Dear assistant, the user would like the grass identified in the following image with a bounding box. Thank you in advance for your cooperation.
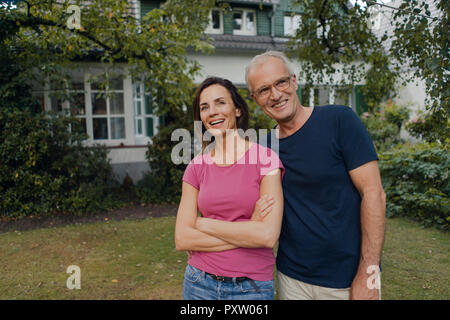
[0,216,448,299]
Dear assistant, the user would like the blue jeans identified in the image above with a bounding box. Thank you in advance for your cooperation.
[182,264,274,300]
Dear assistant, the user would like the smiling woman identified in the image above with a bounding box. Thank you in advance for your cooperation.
[174,76,285,300]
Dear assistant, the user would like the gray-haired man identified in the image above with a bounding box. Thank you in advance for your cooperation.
[246,51,385,300]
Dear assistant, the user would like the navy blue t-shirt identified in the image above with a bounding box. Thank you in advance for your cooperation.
[266,105,378,288]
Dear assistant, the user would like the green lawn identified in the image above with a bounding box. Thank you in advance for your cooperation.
[0,216,448,299]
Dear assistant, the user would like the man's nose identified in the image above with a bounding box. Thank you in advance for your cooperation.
[269,85,282,100]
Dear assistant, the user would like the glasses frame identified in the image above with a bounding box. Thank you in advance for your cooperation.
[251,75,293,101]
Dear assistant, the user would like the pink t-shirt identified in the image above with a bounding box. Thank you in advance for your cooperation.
[182,143,284,281]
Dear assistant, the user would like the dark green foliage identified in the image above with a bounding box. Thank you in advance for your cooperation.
[135,121,190,205]
[383,101,411,130]
[379,142,449,230]
[0,108,122,218]
[406,108,450,143]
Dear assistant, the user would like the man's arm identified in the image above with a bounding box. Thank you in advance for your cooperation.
[348,160,386,300]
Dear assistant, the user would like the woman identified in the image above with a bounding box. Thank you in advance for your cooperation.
[175,77,284,300]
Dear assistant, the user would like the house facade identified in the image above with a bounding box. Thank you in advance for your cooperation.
[35,0,376,183]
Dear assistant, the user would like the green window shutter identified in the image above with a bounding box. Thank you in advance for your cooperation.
[354,85,369,115]
[273,10,284,37]
[256,10,270,36]
[159,115,165,128]
[146,117,154,137]
[223,11,234,34]
[141,0,162,20]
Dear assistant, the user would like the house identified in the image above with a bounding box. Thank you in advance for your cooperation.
[34,0,372,183]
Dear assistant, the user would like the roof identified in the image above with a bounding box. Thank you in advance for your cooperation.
[206,34,288,51]
[227,0,277,6]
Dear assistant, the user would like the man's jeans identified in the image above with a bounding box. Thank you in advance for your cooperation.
[183,264,274,300]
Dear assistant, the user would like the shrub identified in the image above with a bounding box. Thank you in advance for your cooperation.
[135,121,189,205]
[0,108,122,218]
[406,108,450,143]
[383,101,410,130]
[360,102,411,152]
[361,111,402,152]
[379,142,449,230]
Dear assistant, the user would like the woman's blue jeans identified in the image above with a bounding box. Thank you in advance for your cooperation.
[182,264,274,300]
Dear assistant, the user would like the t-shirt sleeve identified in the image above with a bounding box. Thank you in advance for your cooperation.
[257,145,285,183]
[182,161,200,190]
[338,107,379,171]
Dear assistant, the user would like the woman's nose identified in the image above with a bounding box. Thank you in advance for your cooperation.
[208,105,219,116]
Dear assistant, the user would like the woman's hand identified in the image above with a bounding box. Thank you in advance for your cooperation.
[251,194,274,222]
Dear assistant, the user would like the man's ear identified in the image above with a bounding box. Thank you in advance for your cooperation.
[291,74,298,91]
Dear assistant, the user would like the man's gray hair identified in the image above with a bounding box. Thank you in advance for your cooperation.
[245,51,295,90]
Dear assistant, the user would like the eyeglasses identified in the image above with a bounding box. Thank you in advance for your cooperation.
[252,76,292,100]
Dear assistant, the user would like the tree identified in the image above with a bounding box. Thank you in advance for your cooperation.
[0,0,215,205]
[286,0,397,110]
[388,0,448,141]
[286,0,448,140]
[0,0,214,115]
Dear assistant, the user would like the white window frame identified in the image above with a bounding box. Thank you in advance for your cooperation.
[68,81,87,136]
[133,82,159,145]
[87,74,126,143]
[284,14,301,36]
[206,8,223,34]
[232,9,256,36]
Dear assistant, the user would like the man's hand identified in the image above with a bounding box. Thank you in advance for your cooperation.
[350,265,380,300]
[251,194,274,221]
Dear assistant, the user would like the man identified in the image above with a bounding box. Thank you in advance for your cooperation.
[245,51,386,300]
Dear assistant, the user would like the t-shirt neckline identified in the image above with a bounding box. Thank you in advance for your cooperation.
[207,141,255,168]
[279,106,316,141]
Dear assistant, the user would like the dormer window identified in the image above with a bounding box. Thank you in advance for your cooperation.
[206,9,223,34]
[233,9,256,36]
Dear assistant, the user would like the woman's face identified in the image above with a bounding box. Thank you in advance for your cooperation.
[199,84,241,137]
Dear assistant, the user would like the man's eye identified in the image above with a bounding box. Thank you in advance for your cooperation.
[277,79,287,85]
[259,87,269,95]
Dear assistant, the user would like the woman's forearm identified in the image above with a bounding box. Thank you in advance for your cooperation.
[175,224,238,252]
[196,218,277,248]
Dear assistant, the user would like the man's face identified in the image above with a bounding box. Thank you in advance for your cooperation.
[247,57,299,123]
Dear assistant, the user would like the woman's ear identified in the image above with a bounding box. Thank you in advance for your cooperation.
[235,108,241,118]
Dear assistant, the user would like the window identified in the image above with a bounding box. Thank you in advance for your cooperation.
[90,76,125,140]
[133,82,159,144]
[233,9,256,36]
[334,87,350,106]
[206,9,223,34]
[284,14,301,36]
[68,80,87,134]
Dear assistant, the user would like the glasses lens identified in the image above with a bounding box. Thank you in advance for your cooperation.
[276,77,290,91]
